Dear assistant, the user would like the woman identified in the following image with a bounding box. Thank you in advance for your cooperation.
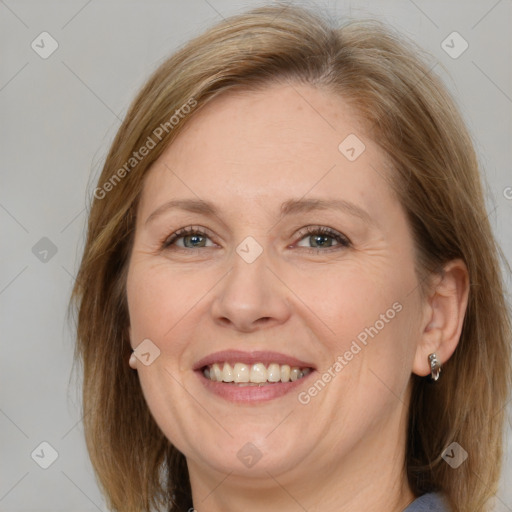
[71,4,511,512]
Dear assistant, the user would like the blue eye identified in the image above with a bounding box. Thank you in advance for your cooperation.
[295,226,351,252]
[162,227,214,249]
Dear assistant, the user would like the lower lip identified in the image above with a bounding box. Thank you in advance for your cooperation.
[196,371,314,403]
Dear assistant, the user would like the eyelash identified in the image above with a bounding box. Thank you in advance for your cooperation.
[160,225,351,254]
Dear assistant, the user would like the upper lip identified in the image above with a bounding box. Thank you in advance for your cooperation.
[193,350,316,371]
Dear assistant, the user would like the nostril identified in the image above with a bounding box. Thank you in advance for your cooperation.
[217,316,272,329]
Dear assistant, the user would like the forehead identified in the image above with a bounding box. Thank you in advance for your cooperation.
[138,83,395,220]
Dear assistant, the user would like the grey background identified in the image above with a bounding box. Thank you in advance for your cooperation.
[1,0,511,510]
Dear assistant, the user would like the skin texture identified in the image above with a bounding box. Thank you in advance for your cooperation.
[126,82,469,512]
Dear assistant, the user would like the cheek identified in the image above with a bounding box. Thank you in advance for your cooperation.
[287,263,404,343]
[126,260,206,345]
[341,295,420,415]
[305,262,419,388]
[126,263,198,450]
[134,365,192,455]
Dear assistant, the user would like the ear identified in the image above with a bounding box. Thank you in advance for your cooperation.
[412,259,470,377]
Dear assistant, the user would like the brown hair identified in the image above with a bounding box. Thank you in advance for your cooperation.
[70,4,511,511]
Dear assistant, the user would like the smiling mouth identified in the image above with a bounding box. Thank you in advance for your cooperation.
[202,362,312,385]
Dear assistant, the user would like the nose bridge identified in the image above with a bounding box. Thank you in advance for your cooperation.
[210,240,290,331]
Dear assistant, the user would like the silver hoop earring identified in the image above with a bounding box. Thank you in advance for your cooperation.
[428,352,441,381]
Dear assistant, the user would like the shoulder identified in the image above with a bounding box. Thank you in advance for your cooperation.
[403,492,451,512]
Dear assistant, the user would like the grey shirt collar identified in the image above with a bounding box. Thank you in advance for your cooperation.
[403,492,450,511]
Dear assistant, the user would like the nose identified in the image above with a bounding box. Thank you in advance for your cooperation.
[210,249,291,333]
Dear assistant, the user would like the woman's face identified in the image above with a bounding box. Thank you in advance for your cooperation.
[126,83,427,488]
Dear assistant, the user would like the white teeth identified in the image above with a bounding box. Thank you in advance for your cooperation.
[267,363,281,382]
[250,363,267,383]
[203,362,311,384]
[210,363,222,382]
[233,363,250,383]
[222,362,234,382]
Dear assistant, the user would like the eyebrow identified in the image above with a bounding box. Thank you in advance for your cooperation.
[145,199,217,226]
[144,197,374,226]
[280,198,373,225]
